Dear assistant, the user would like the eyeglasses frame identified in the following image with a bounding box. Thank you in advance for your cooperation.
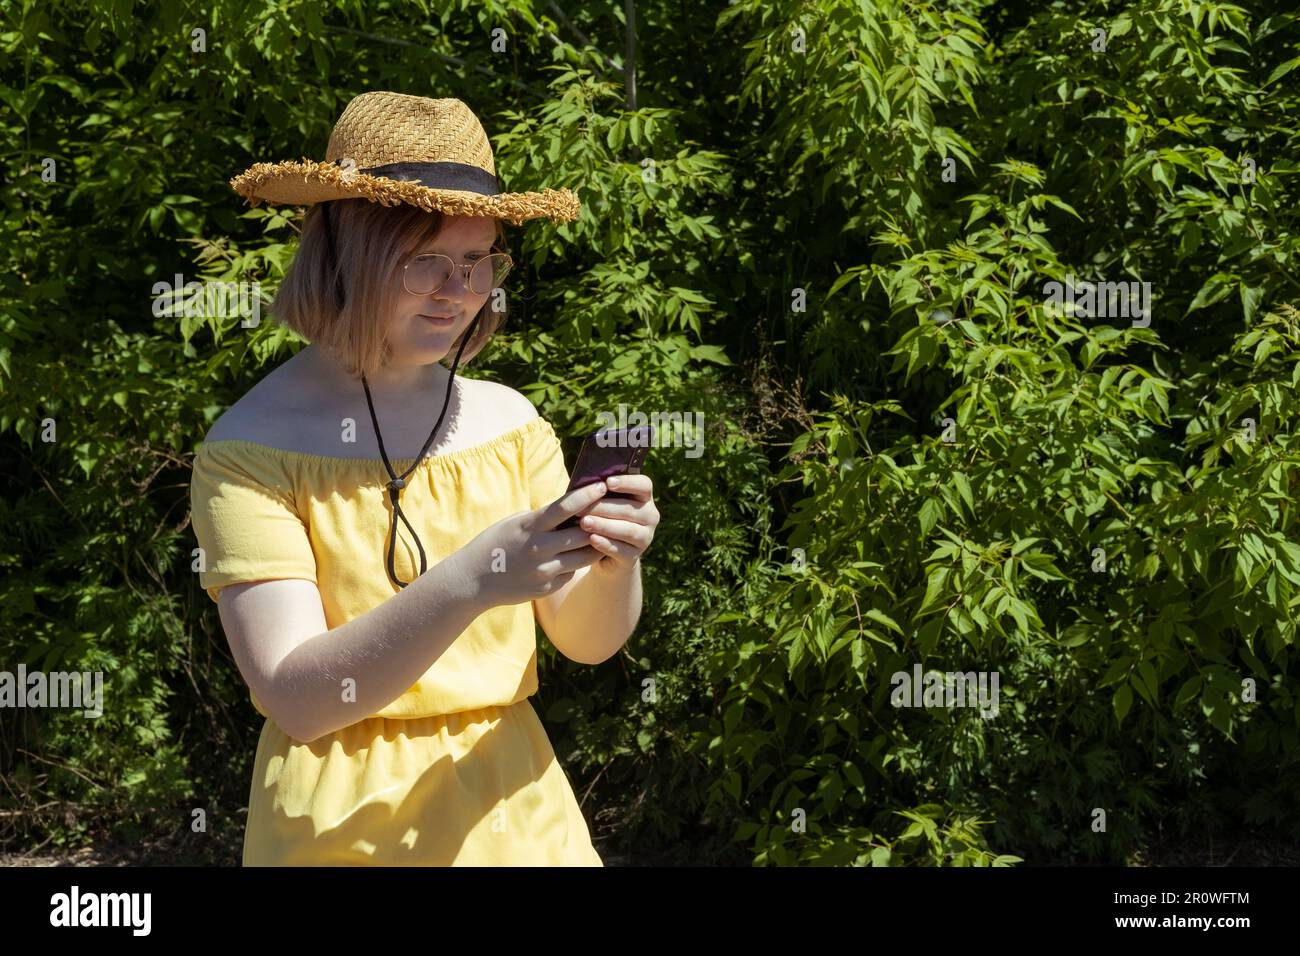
[400,250,515,297]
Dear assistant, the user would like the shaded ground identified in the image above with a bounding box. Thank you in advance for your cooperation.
[1130,831,1300,867]
[3,829,1297,866]
[0,817,746,866]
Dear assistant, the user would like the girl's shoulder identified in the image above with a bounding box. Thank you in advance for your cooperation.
[201,349,319,448]
[201,359,546,462]
[459,376,543,428]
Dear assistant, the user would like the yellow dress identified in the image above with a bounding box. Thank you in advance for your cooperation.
[188,415,603,866]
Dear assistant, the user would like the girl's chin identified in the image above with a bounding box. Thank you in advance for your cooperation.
[390,324,464,357]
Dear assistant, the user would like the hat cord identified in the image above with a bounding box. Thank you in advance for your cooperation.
[361,314,479,591]
[320,200,483,590]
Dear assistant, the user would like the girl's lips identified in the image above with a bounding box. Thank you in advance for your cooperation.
[421,313,456,322]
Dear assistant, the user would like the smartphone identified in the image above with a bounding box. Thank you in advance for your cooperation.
[557,425,655,529]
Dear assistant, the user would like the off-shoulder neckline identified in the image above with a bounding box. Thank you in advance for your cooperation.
[197,415,553,468]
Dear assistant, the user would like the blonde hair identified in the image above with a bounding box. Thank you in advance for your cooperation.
[271,198,511,380]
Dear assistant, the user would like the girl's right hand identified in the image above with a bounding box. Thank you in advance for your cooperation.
[454,481,608,606]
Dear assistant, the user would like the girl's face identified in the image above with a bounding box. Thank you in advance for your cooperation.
[387,214,499,366]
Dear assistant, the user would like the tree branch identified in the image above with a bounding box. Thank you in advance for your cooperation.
[546,2,622,74]
[624,0,637,112]
[324,26,532,92]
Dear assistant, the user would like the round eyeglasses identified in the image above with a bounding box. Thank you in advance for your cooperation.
[402,252,514,297]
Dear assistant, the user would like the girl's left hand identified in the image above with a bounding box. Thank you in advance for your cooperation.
[576,474,659,574]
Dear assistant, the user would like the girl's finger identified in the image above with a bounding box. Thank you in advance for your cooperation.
[580,515,649,546]
[605,474,652,500]
[590,534,637,562]
[582,498,649,521]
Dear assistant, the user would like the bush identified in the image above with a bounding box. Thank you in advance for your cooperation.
[2,0,1297,864]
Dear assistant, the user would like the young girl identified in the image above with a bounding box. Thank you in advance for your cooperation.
[189,92,658,866]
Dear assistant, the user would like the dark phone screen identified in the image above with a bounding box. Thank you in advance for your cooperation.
[556,425,654,529]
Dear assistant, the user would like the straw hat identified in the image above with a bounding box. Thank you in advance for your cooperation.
[228,91,580,226]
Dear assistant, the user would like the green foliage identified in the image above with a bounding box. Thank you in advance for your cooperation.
[700,0,1300,864]
[2,0,1298,864]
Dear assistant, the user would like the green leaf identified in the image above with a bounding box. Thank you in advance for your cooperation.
[864,607,903,635]
[1011,537,1043,556]
[1173,676,1202,712]
[1186,273,1234,314]
[920,565,950,614]
[919,496,943,537]
[1113,684,1133,726]
[1132,662,1158,707]
[952,472,974,517]
[1266,54,1300,86]
[1059,624,1092,648]
[1098,656,1131,688]
[1240,283,1262,326]
[689,344,732,365]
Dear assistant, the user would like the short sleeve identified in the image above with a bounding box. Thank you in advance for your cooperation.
[525,418,572,511]
[189,442,318,605]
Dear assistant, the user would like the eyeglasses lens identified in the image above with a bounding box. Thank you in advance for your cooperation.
[404,254,513,296]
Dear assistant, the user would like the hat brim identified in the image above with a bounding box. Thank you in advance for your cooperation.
[230,158,580,226]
